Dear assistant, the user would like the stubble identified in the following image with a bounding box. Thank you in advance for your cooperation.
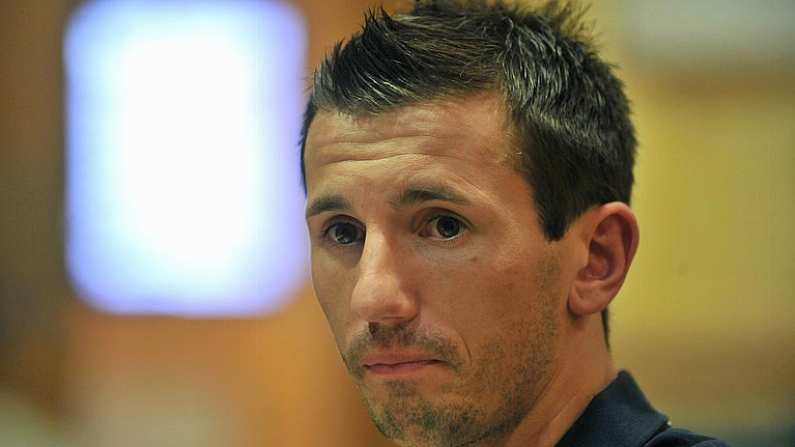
[342,253,562,447]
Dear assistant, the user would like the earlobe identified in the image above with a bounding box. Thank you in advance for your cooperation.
[569,203,639,317]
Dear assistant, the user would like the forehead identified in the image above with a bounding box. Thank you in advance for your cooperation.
[303,94,517,179]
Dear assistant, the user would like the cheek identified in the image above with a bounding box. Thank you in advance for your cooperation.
[434,251,542,320]
[311,253,354,341]
[425,247,560,359]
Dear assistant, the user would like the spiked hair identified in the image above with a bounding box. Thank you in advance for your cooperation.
[300,0,637,342]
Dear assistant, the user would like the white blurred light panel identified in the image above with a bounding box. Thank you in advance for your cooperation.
[619,0,795,69]
[63,0,307,316]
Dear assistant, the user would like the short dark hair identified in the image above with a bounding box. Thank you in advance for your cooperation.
[299,0,636,342]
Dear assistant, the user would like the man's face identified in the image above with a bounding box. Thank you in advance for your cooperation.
[304,94,567,446]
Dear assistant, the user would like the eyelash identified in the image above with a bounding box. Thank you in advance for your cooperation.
[420,213,468,243]
[320,212,469,248]
[321,218,364,247]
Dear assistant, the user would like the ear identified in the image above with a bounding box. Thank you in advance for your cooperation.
[568,202,639,317]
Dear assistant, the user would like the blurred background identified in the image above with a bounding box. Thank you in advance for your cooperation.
[0,0,792,446]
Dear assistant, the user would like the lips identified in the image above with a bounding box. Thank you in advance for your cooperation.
[366,360,442,375]
[362,350,444,377]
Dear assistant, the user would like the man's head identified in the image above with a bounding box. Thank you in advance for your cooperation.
[301,1,638,445]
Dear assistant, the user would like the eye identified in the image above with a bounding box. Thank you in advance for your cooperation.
[325,221,364,245]
[423,215,466,240]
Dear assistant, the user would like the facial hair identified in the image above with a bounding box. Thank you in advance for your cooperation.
[339,254,561,447]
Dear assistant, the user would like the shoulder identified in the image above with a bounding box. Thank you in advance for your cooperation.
[645,427,731,447]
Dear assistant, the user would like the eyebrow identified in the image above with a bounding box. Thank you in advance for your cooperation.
[305,195,352,219]
[393,185,471,208]
[306,184,471,220]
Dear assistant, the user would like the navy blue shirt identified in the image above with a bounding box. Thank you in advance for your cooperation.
[557,371,730,447]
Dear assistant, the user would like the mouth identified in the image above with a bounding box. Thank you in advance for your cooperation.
[362,352,446,378]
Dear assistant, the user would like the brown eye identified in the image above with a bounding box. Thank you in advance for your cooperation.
[426,215,465,240]
[326,222,363,245]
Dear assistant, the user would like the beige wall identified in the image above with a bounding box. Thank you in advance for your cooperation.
[0,1,792,445]
[614,70,795,433]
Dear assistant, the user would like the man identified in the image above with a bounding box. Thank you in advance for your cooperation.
[300,1,729,446]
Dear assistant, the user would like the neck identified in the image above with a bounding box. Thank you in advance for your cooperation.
[498,318,616,447]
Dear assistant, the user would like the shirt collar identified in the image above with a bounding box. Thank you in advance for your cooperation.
[556,370,670,447]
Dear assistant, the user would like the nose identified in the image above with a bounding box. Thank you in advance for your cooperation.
[350,230,418,326]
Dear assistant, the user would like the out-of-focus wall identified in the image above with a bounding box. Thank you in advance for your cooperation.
[591,2,795,442]
[0,0,73,432]
[0,1,792,446]
[615,72,795,441]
